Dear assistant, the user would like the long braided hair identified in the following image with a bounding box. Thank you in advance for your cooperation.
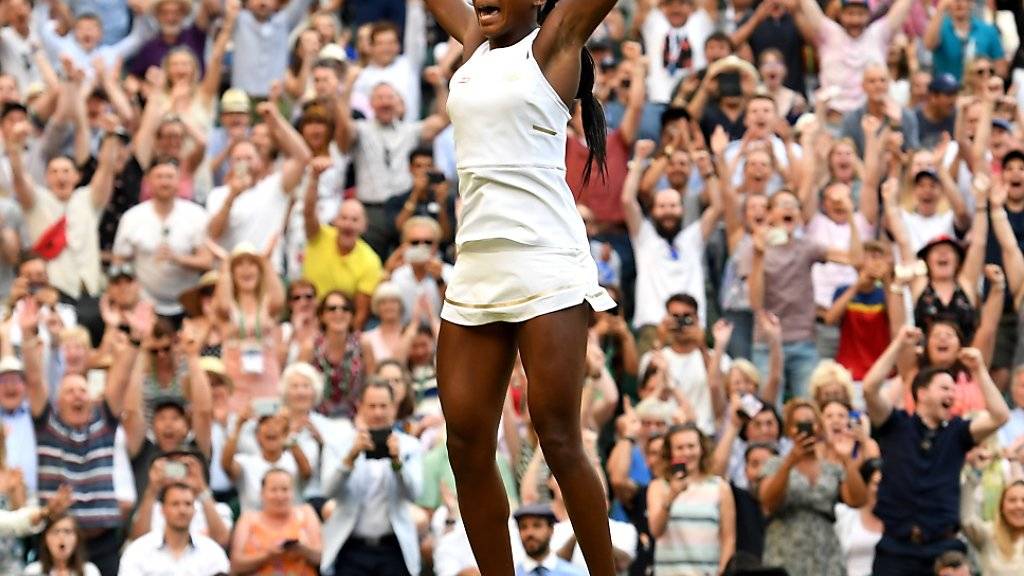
[538,0,607,185]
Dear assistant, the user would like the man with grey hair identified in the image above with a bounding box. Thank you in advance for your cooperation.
[840,63,920,155]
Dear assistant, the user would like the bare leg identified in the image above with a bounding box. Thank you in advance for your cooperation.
[437,319,519,576]
[518,304,616,576]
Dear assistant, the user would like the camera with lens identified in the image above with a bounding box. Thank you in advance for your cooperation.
[671,313,696,331]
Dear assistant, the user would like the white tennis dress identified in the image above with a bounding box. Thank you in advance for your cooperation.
[441,28,615,325]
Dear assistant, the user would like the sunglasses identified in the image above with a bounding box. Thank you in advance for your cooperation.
[149,344,172,354]
[324,304,353,313]
[408,239,434,246]
[290,292,316,302]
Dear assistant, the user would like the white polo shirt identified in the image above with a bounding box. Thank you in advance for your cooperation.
[118,530,230,576]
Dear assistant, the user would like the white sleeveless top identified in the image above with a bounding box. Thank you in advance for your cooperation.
[447,29,588,250]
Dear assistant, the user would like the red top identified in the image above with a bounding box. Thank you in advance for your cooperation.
[565,129,630,224]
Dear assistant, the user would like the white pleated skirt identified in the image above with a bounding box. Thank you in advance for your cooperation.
[440,239,616,326]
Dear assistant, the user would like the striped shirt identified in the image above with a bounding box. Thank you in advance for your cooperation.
[34,402,121,530]
[654,476,724,576]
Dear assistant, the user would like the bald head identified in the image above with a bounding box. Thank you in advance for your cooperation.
[862,63,890,104]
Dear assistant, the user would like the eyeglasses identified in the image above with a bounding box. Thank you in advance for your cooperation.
[408,239,434,246]
[148,344,172,354]
[324,304,353,313]
[290,292,316,302]
[975,67,994,77]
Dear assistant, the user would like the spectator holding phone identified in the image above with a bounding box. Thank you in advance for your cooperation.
[221,410,312,513]
[119,482,230,574]
[759,398,867,575]
[230,468,322,576]
[647,422,736,575]
[320,378,423,575]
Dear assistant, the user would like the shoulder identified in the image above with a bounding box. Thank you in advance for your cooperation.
[355,239,384,266]
[124,530,160,554]
[206,186,228,207]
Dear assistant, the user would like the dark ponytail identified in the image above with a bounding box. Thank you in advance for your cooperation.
[539,0,608,186]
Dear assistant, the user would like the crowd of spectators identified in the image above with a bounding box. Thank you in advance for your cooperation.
[3,0,1024,575]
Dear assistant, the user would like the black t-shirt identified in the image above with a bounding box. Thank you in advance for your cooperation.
[699,106,746,144]
[984,206,1024,311]
[915,107,956,150]
[731,483,766,559]
[79,155,143,254]
[130,437,208,505]
[742,13,806,95]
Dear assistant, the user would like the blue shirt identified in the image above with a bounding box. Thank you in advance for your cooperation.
[230,0,313,97]
[2,401,37,495]
[72,0,131,45]
[872,410,974,542]
[933,16,1005,81]
[997,408,1024,449]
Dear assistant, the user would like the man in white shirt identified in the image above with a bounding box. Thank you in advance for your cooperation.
[637,294,721,436]
[113,159,212,318]
[0,0,41,91]
[118,483,230,576]
[623,140,721,335]
[896,170,968,253]
[386,216,451,321]
[206,100,312,267]
[640,0,713,104]
[338,69,450,256]
[351,0,427,122]
[513,503,586,576]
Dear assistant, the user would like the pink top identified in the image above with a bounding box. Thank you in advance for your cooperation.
[816,17,894,113]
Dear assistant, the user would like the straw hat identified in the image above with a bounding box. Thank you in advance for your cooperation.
[178,270,219,318]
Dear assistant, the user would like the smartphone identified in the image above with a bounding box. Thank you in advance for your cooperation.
[739,393,764,419]
[164,460,187,480]
[766,227,788,246]
[670,461,688,478]
[427,170,445,185]
[796,421,814,437]
[717,71,742,97]
[252,398,282,418]
[366,428,393,459]
[848,409,862,428]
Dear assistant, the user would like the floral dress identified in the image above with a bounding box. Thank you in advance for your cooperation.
[313,333,365,420]
[762,456,847,576]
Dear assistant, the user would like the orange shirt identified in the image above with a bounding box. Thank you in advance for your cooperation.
[242,508,317,576]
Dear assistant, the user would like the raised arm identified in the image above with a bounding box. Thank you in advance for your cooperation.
[255,95,312,194]
[304,158,331,241]
[960,347,1010,442]
[132,68,169,169]
[182,324,213,459]
[990,185,1024,305]
[922,0,950,50]
[863,325,920,427]
[423,0,482,46]
[860,117,885,226]
[618,42,647,147]
[796,0,829,39]
[748,229,766,313]
[420,66,450,142]
[90,134,122,211]
[623,140,655,236]
[199,0,238,104]
[20,301,46,417]
[958,183,990,303]
[884,0,919,35]
[4,123,37,212]
[333,66,359,153]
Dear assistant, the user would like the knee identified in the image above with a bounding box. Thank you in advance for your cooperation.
[533,421,586,472]
[445,421,497,471]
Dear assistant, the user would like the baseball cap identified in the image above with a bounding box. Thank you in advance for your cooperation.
[220,89,251,115]
[916,234,966,262]
[0,357,24,375]
[840,0,870,8]
[928,73,959,94]
[0,101,27,120]
[512,503,557,524]
[318,43,348,63]
[152,395,188,416]
[993,118,1013,133]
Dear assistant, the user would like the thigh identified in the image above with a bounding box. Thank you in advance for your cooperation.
[785,340,819,400]
[334,542,376,576]
[436,320,518,437]
[518,305,590,428]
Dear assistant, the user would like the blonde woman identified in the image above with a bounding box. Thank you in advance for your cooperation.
[210,242,285,413]
[808,360,857,409]
[962,474,1024,574]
